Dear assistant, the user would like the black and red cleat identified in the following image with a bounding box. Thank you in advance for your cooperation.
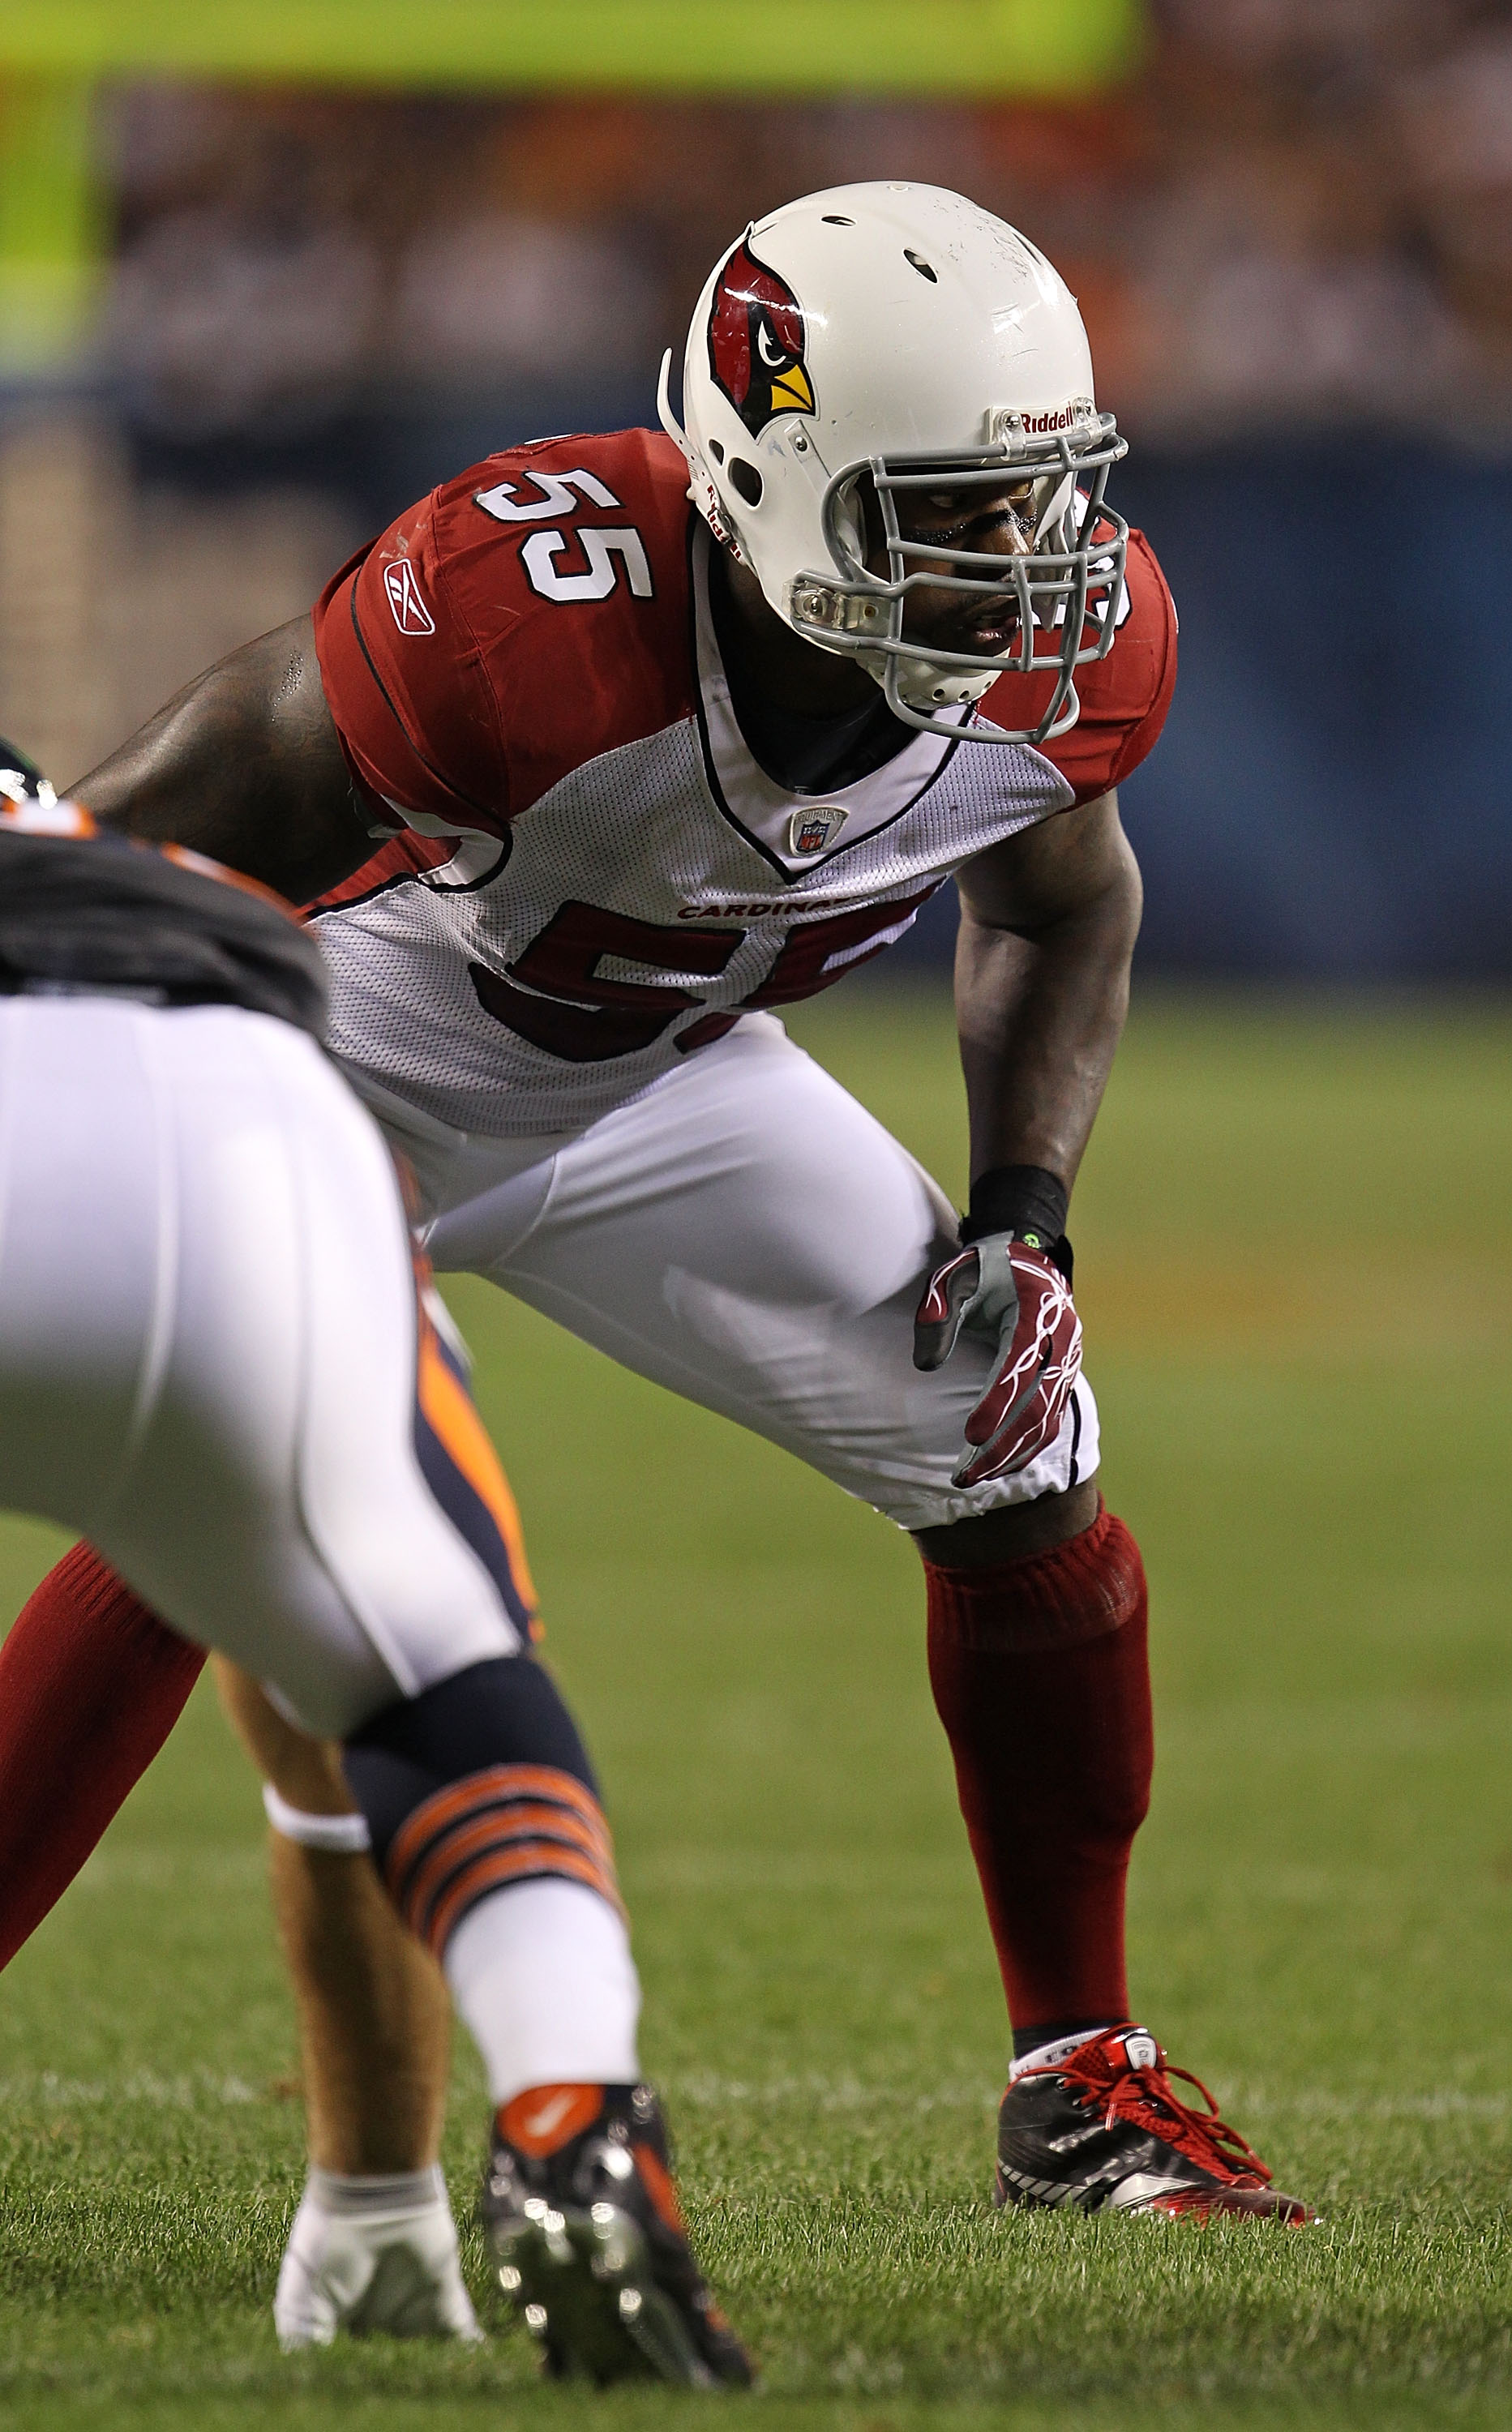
[994,2026,1315,2221]
[482,2081,754,2387]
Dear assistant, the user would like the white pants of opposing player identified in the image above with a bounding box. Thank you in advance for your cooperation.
[0,997,520,1735]
[356,1012,1100,1531]
[0,995,642,2340]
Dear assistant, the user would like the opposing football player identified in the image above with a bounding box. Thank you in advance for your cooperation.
[0,186,1310,2233]
[0,750,751,2385]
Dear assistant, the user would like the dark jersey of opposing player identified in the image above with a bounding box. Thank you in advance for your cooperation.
[0,793,328,1038]
[308,427,1177,1136]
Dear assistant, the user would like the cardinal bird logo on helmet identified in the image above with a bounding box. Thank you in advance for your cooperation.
[708,235,816,436]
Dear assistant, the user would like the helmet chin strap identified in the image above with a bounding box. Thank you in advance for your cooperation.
[656,346,687,456]
[855,643,1000,713]
[659,346,758,572]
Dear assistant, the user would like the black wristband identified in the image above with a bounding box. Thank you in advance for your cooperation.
[962,1163,1070,1262]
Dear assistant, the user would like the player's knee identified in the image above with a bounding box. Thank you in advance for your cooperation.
[212,1656,358,1817]
[913,1475,1102,1569]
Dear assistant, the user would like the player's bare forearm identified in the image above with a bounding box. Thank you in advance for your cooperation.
[68,614,375,905]
[953,789,1141,1192]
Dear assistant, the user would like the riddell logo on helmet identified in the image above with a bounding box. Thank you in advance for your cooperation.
[997,398,1093,439]
[708,235,817,437]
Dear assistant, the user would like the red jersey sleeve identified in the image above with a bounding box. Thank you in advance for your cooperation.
[313,430,697,846]
[314,498,511,838]
[979,527,1177,806]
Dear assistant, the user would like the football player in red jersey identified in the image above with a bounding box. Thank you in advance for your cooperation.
[0,184,1312,2267]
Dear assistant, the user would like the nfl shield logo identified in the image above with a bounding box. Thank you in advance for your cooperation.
[788,806,847,857]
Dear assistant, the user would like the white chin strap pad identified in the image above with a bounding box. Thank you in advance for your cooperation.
[874,652,999,711]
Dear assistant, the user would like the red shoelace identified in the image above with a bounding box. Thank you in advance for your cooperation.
[1022,2028,1273,2188]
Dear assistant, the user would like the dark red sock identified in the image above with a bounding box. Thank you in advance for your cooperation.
[0,1544,204,1967]
[923,1500,1153,2034]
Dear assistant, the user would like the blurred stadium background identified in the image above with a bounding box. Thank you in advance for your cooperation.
[2,0,1510,974]
[3,8,1512,2421]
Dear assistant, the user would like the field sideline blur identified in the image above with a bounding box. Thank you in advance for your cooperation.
[0,1,1508,975]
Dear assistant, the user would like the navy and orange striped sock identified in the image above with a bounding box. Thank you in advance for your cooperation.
[344,1653,615,1946]
[385,1762,624,1955]
[343,1653,640,2100]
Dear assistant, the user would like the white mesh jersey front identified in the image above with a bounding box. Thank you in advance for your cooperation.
[311,525,1074,1140]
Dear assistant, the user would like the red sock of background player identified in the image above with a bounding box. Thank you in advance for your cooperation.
[0,1543,203,1968]
[2,1523,1149,2038]
[921,1499,1153,2058]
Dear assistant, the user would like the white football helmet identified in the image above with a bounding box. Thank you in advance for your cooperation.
[659,182,1129,746]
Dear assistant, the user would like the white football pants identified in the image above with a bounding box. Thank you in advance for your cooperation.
[352,1012,1099,1535]
[0,997,521,1736]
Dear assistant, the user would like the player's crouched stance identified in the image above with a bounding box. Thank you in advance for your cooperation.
[0,179,1313,2259]
[0,754,751,2386]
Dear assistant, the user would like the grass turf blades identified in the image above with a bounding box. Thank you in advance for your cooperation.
[0,983,1510,2426]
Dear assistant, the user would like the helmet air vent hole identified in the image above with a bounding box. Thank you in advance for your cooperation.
[729,457,763,507]
[709,439,725,465]
[822,214,855,226]
[905,250,938,283]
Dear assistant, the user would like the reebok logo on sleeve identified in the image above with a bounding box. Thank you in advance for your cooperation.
[383,557,437,637]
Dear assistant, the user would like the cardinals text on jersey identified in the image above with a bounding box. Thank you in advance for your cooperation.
[311,430,1176,1137]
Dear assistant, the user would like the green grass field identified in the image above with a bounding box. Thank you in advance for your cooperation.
[2,983,1510,2431]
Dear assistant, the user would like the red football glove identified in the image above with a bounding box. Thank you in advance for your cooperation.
[912,1234,1083,1488]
